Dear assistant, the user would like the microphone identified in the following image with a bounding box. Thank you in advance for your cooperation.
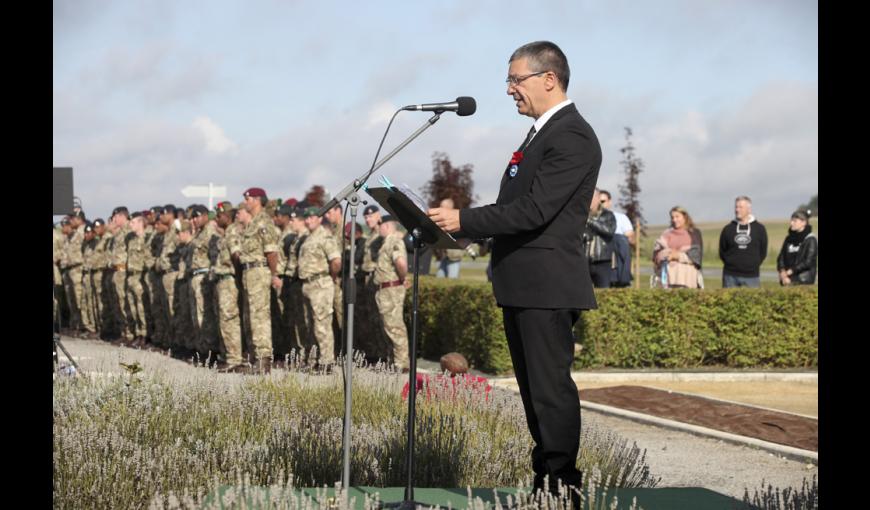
[403,96,476,116]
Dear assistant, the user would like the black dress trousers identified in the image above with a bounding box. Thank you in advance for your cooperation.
[502,306,582,491]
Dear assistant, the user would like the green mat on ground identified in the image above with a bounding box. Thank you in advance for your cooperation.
[203,486,749,509]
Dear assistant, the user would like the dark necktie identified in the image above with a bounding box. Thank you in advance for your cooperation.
[517,126,537,152]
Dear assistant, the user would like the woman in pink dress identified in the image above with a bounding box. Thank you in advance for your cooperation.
[652,206,704,289]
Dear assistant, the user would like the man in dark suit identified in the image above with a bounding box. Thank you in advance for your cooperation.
[428,41,601,501]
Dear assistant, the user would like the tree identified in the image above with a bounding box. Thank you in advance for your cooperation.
[420,152,478,209]
[797,194,818,218]
[304,185,327,207]
[617,127,647,236]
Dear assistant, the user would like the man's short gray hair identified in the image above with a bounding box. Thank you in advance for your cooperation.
[735,196,752,204]
[510,41,570,91]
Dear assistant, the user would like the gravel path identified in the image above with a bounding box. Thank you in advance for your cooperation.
[583,410,818,499]
[55,337,818,500]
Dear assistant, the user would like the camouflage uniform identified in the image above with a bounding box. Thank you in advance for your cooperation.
[110,224,134,340]
[142,225,156,339]
[125,230,149,338]
[189,221,220,356]
[234,209,280,362]
[274,225,297,359]
[61,224,86,331]
[331,222,345,348]
[374,230,409,369]
[298,224,340,364]
[53,228,64,326]
[285,228,309,355]
[80,234,99,334]
[215,223,243,366]
[156,226,182,348]
[146,229,167,347]
[175,235,195,351]
[358,229,387,359]
[269,222,289,358]
[91,231,112,336]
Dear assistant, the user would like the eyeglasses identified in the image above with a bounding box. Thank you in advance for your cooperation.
[505,71,547,86]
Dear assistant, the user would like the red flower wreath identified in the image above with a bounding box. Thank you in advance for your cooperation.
[510,151,524,165]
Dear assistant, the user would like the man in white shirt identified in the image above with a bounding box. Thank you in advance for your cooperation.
[600,190,634,287]
[599,190,634,246]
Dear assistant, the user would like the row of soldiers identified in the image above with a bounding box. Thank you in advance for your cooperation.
[53,188,411,374]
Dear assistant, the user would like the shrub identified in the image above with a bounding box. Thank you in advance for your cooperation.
[402,280,818,374]
[742,476,818,510]
[53,360,658,509]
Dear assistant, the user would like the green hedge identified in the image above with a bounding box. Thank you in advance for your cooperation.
[403,279,818,374]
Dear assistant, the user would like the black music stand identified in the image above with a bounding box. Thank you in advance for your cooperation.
[367,186,459,509]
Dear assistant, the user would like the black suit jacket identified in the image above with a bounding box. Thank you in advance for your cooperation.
[460,103,601,309]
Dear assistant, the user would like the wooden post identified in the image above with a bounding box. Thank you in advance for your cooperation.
[635,218,641,289]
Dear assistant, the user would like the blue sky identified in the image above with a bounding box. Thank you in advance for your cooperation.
[53,0,817,224]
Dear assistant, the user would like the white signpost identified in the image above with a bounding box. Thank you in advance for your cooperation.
[181,183,227,210]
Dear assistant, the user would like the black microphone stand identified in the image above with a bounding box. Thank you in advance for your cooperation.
[316,113,442,492]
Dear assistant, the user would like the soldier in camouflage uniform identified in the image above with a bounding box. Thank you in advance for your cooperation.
[80,222,99,339]
[88,219,110,339]
[324,204,346,351]
[272,204,298,361]
[188,204,221,359]
[175,219,195,355]
[125,212,150,345]
[155,205,181,350]
[298,206,342,366]
[61,211,87,333]
[231,188,281,372]
[53,222,66,330]
[108,207,135,342]
[373,215,410,370]
[358,205,387,360]
[147,214,168,348]
[213,202,246,372]
[141,207,160,341]
[284,204,310,356]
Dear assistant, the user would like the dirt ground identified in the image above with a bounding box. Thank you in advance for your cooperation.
[575,381,818,417]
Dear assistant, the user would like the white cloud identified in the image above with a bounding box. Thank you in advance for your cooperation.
[192,116,238,154]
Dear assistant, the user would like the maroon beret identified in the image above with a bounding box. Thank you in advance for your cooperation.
[243,187,267,198]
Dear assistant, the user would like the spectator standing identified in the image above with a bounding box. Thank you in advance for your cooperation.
[719,196,768,288]
[652,206,703,289]
[599,190,633,287]
[584,188,616,288]
[777,210,818,286]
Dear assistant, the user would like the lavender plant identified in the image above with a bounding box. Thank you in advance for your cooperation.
[54,351,657,509]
